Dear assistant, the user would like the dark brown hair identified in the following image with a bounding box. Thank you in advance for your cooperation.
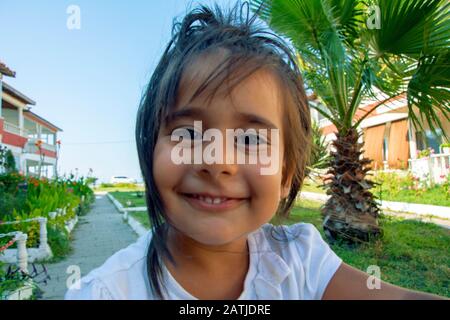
[135,1,311,299]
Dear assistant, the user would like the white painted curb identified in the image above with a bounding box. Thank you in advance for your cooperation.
[106,193,149,237]
[106,193,125,213]
[126,215,148,237]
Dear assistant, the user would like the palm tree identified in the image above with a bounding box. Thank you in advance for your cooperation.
[306,120,332,178]
[253,0,450,243]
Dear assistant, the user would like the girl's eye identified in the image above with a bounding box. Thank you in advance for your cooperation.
[171,127,202,142]
[185,128,202,141]
[235,133,268,148]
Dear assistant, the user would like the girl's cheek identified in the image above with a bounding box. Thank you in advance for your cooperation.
[245,163,283,210]
[153,140,183,193]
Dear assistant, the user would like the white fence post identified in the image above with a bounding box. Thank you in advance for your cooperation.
[16,232,28,274]
[38,217,48,250]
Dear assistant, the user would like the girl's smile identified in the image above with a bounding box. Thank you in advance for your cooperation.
[180,191,250,212]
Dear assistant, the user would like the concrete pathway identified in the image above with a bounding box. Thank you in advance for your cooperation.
[39,193,137,300]
[382,209,450,230]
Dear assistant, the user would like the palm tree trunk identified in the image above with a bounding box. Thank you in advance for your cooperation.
[321,127,382,243]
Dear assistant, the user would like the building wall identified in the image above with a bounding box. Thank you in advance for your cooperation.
[318,99,449,169]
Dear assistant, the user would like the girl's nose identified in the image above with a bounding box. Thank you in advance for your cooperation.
[195,139,239,179]
[197,160,239,180]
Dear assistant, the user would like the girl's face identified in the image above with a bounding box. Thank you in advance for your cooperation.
[153,58,290,247]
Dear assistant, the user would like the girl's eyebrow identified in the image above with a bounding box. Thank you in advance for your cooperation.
[237,112,278,130]
[164,107,205,125]
[164,106,278,129]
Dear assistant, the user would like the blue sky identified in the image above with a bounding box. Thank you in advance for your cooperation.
[0,0,236,183]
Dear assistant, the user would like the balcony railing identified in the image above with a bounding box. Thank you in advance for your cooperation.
[42,142,56,152]
[409,153,450,184]
[3,122,22,136]
[3,122,34,138]
[26,138,57,152]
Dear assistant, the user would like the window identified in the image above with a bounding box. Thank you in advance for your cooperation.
[383,136,388,161]
[415,131,426,150]
[416,129,444,152]
[425,129,443,153]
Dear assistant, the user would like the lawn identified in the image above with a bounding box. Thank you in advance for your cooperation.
[110,192,449,298]
[283,199,450,298]
[109,191,147,207]
[129,211,151,229]
[301,179,450,207]
[375,186,450,207]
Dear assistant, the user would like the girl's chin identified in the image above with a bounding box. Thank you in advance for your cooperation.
[187,232,241,247]
[174,225,248,247]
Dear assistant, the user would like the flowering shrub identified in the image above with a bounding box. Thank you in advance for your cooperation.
[370,170,450,205]
[442,174,450,200]
[0,172,94,248]
[417,147,435,158]
[371,171,419,197]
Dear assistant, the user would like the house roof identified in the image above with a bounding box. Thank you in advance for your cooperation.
[0,61,16,77]
[2,81,36,106]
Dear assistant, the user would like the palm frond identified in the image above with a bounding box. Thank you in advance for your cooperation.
[407,52,450,139]
[368,0,450,58]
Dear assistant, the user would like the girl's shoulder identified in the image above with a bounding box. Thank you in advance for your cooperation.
[247,222,342,299]
[255,222,330,253]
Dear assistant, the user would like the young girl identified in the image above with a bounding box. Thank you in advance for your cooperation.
[66,2,443,300]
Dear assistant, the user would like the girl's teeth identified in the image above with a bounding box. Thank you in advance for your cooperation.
[192,195,230,205]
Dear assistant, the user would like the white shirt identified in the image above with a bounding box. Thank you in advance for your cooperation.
[65,222,342,300]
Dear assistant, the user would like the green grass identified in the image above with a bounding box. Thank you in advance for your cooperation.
[129,211,151,229]
[280,199,450,298]
[302,180,450,207]
[302,182,327,194]
[374,186,450,207]
[109,191,147,207]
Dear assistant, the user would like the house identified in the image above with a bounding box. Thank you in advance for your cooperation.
[0,61,62,178]
[310,92,450,183]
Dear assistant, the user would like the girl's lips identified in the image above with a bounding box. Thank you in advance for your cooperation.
[180,193,248,212]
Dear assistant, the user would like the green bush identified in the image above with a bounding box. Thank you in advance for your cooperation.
[47,226,71,262]
[0,146,17,174]
[0,261,29,299]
